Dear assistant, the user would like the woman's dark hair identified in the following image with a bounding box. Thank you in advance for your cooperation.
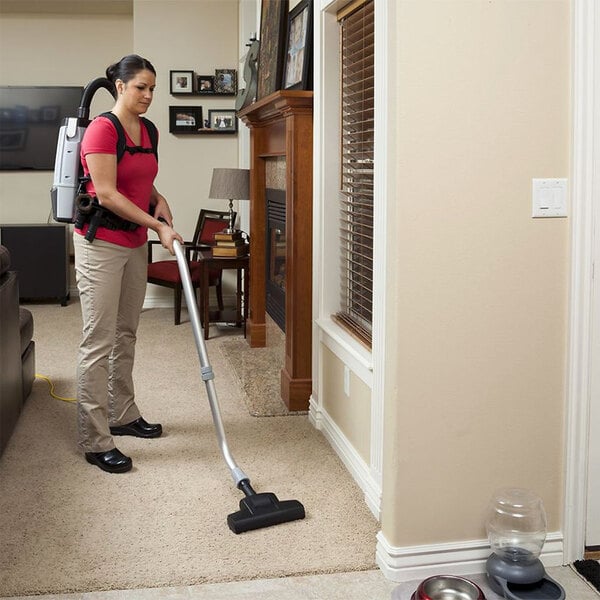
[106,54,156,83]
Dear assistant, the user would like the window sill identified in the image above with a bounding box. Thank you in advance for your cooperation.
[316,317,373,387]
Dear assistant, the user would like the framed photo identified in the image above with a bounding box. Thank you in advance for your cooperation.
[207,109,238,132]
[283,0,313,91]
[197,75,215,94]
[214,69,237,95]
[169,106,203,133]
[169,70,194,94]
[256,0,289,100]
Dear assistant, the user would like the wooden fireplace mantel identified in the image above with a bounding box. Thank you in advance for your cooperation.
[238,90,313,411]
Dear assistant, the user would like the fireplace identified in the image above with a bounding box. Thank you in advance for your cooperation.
[238,90,313,410]
[266,188,286,332]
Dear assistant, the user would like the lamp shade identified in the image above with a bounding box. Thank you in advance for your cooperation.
[209,168,250,201]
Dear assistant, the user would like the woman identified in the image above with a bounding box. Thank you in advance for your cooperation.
[74,54,183,473]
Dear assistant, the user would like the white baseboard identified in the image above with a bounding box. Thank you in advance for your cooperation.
[309,396,382,519]
[376,530,565,582]
[142,295,172,309]
[309,395,565,581]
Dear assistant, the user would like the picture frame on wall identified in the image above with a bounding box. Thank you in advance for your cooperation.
[170,70,195,94]
[256,0,289,100]
[197,75,215,94]
[169,106,203,133]
[282,0,313,91]
[207,109,238,132]
[214,69,237,95]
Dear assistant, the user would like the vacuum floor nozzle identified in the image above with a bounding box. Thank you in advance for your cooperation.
[227,492,306,534]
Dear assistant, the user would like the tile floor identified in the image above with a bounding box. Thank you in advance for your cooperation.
[3,565,598,599]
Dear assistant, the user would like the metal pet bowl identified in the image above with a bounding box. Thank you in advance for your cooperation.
[411,575,486,600]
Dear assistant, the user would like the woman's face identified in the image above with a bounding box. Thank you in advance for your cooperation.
[117,68,156,115]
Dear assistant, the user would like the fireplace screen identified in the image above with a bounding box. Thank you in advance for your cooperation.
[266,188,286,331]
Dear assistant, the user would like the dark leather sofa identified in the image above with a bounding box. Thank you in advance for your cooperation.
[0,244,35,456]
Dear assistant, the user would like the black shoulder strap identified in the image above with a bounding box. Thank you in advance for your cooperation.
[98,111,158,163]
[141,116,158,162]
[98,111,126,162]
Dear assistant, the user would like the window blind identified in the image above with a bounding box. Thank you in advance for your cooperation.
[335,0,374,347]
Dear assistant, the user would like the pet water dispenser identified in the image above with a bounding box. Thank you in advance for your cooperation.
[485,487,565,600]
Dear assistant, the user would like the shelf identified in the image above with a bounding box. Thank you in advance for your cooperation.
[170,130,237,135]
[170,92,236,98]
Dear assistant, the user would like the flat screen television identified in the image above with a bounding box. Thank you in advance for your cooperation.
[0,86,83,171]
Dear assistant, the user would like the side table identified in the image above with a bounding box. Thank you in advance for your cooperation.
[197,249,249,340]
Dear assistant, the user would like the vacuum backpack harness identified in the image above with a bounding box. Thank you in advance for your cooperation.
[173,240,306,533]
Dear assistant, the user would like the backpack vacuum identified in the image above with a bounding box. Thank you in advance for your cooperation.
[50,77,116,224]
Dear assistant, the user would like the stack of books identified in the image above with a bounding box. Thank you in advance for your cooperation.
[212,230,248,257]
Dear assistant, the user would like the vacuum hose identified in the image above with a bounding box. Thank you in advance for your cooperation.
[172,240,250,488]
[77,77,116,119]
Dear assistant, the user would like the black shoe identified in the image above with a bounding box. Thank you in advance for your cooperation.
[85,448,132,473]
[110,417,163,439]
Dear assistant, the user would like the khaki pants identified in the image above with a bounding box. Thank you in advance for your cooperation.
[73,233,147,452]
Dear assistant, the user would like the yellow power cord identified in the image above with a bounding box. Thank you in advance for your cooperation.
[35,374,77,403]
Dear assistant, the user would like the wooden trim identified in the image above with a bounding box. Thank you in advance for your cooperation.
[238,90,313,127]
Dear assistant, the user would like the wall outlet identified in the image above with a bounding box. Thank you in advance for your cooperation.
[344,365,350,397]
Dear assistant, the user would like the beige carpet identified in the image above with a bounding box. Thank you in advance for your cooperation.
[0,301,377,597]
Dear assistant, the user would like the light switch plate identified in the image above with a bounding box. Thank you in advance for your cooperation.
[532,178,568,218]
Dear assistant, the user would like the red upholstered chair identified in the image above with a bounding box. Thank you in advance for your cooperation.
[147,209,234,325]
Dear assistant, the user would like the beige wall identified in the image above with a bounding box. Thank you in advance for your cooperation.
[379,0,570,546]
[0,1,241,300]
[133,0,240,245]
[322,345,371,463]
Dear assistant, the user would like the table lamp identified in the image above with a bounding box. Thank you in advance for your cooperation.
[485,487,565,600]
[208,168,250,234]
